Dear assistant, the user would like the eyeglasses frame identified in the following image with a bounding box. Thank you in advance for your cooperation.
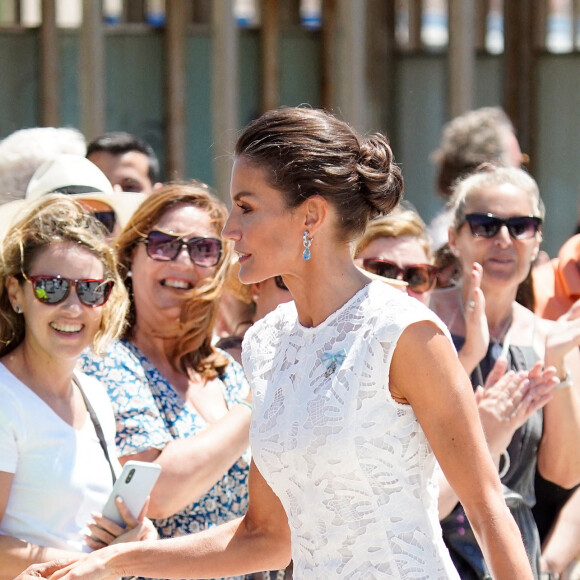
[20,272,114,307]
[143,230,223,268]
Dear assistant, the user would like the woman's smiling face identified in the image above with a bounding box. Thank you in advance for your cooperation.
[8,242,105,363]
[130,203,219,320]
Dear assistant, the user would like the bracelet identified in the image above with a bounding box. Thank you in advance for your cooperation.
[498,449,511,479]
[237,400,253,411]
[555,369,573,390]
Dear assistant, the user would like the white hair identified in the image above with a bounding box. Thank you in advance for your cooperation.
[0,127,86,205]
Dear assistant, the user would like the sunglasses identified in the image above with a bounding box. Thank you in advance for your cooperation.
[21,273,114,307]
[144,230,222,267]
[463,213,542,240]
[92,210,116,233]
[362,258,438,293]
[274,275,289,291]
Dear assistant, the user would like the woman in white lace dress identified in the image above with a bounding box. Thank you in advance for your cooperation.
[23,108,533,580]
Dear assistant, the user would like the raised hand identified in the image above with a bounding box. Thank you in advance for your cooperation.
[545,298,580,371]
[459,262,489,375]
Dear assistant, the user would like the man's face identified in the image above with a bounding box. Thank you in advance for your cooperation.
[87,150,154,194]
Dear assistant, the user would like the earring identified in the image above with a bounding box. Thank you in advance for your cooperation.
[302,230,313,261]
[126,270,133,278]
[15,305,22,314]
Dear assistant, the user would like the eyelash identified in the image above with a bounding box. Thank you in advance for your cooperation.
[238,203,251,214]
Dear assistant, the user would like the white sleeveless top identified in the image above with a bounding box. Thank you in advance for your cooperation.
[242,281,460,579]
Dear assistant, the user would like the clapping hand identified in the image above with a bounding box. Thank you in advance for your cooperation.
[475,358,558,457]
[545,298,580,370]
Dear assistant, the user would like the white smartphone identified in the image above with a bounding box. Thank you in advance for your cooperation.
[102,460,162,526]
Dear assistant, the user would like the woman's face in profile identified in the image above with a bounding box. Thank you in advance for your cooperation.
[130,203,219,320]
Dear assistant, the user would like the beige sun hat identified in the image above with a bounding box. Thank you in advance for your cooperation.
[0,154,146,241]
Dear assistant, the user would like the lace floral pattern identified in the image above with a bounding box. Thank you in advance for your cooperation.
[243,282,460,579]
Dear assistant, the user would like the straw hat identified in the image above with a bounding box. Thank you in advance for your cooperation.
[0,154,146,240]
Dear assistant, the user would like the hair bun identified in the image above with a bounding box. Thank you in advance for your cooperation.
[356,134,404,217]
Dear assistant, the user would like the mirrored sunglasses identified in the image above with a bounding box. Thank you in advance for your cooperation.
[362,258,438,293]
[21,274,114,307]
[144,230,222,267]
[464,213,542,240]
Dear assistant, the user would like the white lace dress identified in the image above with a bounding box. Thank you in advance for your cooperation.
[242,281,460,579]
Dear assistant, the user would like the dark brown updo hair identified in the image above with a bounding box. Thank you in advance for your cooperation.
[235,107,404,240]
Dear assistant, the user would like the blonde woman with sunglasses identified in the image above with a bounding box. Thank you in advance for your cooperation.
[354,203,438,306]
[431,166,580,579]
[0,195,155,578]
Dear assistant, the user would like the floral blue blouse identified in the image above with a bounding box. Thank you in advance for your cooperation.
[79,340,251,545]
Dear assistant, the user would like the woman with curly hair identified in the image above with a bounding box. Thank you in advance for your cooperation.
[0,195,154,577]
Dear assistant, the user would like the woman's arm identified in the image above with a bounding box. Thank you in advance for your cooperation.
[0,472,80,580]
[82,349,252,518]
[538,304,580,487]
[540,486,580,576]
[122,402,251,519]
[390,321,534,580]
[35,461,290,580]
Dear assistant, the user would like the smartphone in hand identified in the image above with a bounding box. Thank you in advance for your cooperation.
[102,460,162,526]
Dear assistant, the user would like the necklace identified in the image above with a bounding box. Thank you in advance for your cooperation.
[488,310,513,360]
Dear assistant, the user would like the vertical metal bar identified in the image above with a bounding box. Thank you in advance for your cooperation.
[474,0,490,51]
[366,0,396,133]
[503,0,536,169]
[572,0,579,48]
[261,0,280,113]
[408,0,422,50]
[212,0,238,203]
[320,0,337,110]
[448,0,475,118]
[40,0,59,126]
[533,0,547,50]
[165,0,187,180]
[335,0,367,131]
[80,0,106,140]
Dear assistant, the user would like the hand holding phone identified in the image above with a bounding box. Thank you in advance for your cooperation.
[102,460,162,527]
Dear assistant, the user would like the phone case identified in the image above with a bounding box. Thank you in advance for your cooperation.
[101,460,162,526]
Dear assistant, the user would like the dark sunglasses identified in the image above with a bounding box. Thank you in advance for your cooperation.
[21,273,114,307]
[144,230,222,267]
[463,213,542,240]
[274,275,289,291]
[362,258,438,293]
[92,210,116,233]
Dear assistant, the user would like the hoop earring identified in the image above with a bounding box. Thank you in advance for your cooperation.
[302,230,313,261]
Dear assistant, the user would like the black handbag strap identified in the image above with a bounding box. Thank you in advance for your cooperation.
[73,375,117,484]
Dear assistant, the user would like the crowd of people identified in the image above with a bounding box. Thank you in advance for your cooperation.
[1,105,580,580]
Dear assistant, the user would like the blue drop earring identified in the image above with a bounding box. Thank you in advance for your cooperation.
[302,230,313,261]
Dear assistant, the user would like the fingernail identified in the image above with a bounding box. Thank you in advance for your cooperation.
[115,496,124,504]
